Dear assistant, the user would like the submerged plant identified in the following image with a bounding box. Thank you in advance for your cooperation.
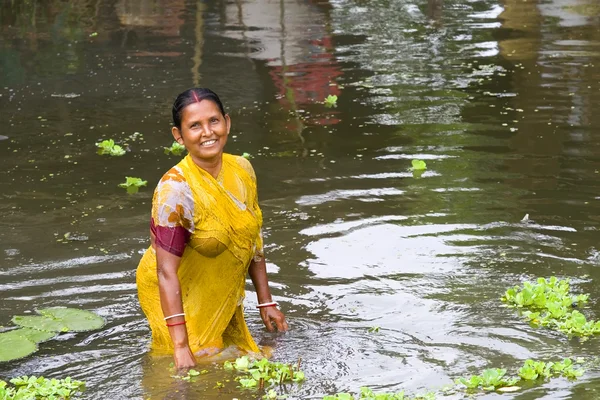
[0,376,85,399]
[96,139,126,156]
[118,177,148,194]
[164,141,186,156]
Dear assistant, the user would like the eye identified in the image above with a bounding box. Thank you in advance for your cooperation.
[211,117,220,124]
[190,122,200,128]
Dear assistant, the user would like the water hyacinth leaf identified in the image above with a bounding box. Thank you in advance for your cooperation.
[0,332,37,362]
[4,328,57,344]
[38,308,105,332]
[12,316,68,333]
[411,159,427,170]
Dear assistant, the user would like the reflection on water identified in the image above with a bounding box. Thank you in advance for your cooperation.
[2,0,600,398]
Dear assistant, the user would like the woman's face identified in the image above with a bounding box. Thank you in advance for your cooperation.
[172,100,230,165]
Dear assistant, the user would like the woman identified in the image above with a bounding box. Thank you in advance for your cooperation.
[136,88,288,368]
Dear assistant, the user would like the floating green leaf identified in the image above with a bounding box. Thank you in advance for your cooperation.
[241,152,252,160]
[4,375,85,399]
[96,139,126,156]
[0,333,37,362]
[411,159,427,171]
[38,307,105,332]
[164,141,186,156]
[12,315,68,333]
[3,328,57,344]
[118,177,147,194]
[324,95,338,108]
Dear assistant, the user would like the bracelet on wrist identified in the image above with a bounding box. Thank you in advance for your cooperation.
[256,301,279,309]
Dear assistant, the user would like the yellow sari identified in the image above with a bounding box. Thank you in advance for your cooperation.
[136,153,263,355]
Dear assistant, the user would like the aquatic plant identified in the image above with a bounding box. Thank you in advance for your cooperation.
[96,139,126,156]
[0,376,85,399]
[410,160,427,171]
[323,387,436,399]
[518,359,583,381]
[502,277,597,337]
[455,357,585,393]
[164,141,186,156]
[0,307,105,362]
[171,368,208,382]
[324,95,338,108]
[118,177,147,194]
[224,356,304,390]
[455,368,518,391]
[242,152,252,160]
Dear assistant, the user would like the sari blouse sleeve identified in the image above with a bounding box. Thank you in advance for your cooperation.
[150,167,195,257]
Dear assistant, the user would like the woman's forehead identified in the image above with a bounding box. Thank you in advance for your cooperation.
[182,100,221,119]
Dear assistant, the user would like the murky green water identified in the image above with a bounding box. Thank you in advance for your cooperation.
[2,0,600,398]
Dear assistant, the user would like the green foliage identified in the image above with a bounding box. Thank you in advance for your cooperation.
[12,316,68,333]
[1,308,105,363]
[38,308,105,332]
[241,152,252,160]
[224,356,304,392]
[164,141,186,156]
[0,376,85,399]
[518,359,584,381]
[324,95,338,108]
[367,326,380,333]
[118,177,147,194]
[171,368,208,382]
[410,160,427,171]
[0,333,38,362]
[455,368,518,391]
[96,139,126,156]
[502,277,597,336]
[322,387,436,400]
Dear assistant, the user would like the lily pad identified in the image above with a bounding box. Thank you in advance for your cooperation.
[4,328,57,343]
[39,307,105,332]
[12,315,69,333]
[0,332,37,362]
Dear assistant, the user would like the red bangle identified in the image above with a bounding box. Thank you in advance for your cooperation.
[166,321,186,327]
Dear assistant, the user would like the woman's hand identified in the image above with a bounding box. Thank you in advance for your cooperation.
[260,306,289,332]
[174,344,196,369]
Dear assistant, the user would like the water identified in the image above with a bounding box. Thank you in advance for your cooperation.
[1,0,600,398]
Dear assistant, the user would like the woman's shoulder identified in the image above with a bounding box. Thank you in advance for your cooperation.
[159,164,188,185]
[224,153,256,180]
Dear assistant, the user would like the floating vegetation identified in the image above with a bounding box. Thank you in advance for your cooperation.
[172,369,208,382]
[0,376,85,399]
[323,387,436,400]
[223,356,304,391]
[164,141,186,156]
[502,277,597,337]
[118,177,147,194]
[410,160,427,171]
[456,368,519,391]
[241,152,252,160]
[323,95,338,108]
[0,307,105,362]
[96,139,126,156]
[367,326,380,333]
[455,358,585,393]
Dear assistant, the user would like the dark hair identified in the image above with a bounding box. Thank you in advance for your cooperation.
[172,88,226,129]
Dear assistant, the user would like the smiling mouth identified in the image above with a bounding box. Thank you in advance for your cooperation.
[201,139,217,147]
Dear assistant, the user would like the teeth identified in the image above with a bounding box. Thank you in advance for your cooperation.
[202,140,216,146]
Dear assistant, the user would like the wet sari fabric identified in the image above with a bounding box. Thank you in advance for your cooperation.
[136,153,263,355]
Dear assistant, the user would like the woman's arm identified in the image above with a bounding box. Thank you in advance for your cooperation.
[156,246,196,368]
[248,258,288,332]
